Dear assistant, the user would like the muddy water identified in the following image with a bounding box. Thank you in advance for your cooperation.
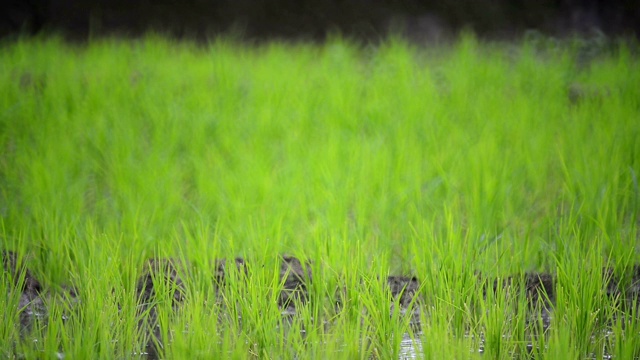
[3,250,639,358]
[400,333,422,359]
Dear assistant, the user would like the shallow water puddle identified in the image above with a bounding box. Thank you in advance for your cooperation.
[399,333,422,359]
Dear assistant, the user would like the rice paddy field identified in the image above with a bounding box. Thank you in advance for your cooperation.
[1,34,640,359]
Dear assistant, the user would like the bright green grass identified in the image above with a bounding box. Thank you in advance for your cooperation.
[1,34,639,359]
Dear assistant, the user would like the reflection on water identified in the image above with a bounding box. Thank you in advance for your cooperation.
[399,333,422,359]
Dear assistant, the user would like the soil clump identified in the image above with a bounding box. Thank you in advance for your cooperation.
[2,249,80,345]
[2,250,45,333]
[135,257,188,358]
[214,257,247,285]
[278,255,312,309]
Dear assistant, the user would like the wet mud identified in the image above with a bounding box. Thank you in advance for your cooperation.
[2,250,44,334]
[136,258,187,303]
[4,249,640,358]
[214,257,247,285]
[135,258,188,358]
[278,255,312,309]
[387,275,420,309]
[2,251,79,336]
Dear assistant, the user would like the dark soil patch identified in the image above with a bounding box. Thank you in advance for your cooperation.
[523,272,555,305]
[214,257,247,285]
[568,83,612,105]
[602,265,640,309]
[2,250,42,294]
[278,255,312,309]
[386,275,420,308]
[482,272,555,307]
[479,271,556,329]
[136,257,187,308]
[2,250,45,333]
[135,258,188,358]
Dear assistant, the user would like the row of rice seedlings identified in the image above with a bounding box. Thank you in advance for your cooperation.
[3,225,640,358]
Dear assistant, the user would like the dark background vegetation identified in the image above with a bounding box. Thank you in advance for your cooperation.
[1,0,638,41]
